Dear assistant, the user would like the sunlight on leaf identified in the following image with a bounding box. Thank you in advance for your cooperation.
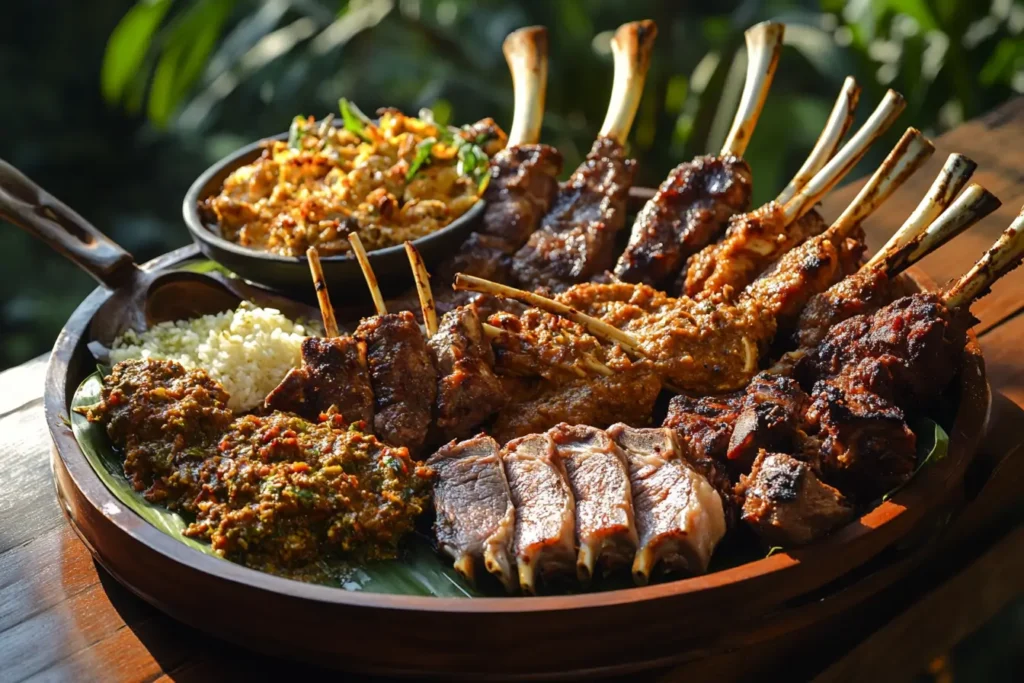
[101,0,173,104]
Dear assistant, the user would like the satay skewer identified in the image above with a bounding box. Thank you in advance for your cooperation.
[348,233,388,316]
[305,246,339,338]
[404,241,439,337]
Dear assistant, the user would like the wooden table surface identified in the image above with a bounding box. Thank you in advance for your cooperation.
[2,98,1024,683]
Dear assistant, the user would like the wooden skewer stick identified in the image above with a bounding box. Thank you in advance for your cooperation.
[306,246,339,338]
[404,241,439,337]
[481,322,611,378]
[347,233,388,317]
[456,274,646,358]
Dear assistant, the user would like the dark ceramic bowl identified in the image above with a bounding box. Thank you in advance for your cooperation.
[182,124,485,300]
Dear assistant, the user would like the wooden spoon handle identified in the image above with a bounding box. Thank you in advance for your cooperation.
[0,158,137,288]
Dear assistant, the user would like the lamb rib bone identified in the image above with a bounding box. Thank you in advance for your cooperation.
[599,20,659,145]
[944,207,1024,309]
[896,183,1001,271]
[504,26,549,147]
[720,21,786,157]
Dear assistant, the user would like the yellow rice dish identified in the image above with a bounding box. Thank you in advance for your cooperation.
[200,100,507,257]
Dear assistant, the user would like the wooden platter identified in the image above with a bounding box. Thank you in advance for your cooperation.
[43,243,990,678]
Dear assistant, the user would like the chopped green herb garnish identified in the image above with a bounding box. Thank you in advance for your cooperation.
[406,136,437,180]
[765,546,783,557]
[287,117,306,149]
[338,98,372,141]
[882,418,950,502]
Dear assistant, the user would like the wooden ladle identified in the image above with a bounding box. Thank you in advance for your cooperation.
[0,158,318,348]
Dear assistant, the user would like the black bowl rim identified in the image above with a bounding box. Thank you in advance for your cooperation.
[181,121,487,265]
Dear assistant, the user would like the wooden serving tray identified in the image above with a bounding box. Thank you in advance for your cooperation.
[45,246,990,679]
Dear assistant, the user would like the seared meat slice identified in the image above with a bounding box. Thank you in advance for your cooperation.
[513,137,637,293]
[805,360,918,501]
[489,362,662,445]
[614,155,753,288]
[429,307,506,441]
[502,433,576,593]
[548,424,638,582]
[355,311,437,454]
[740,451,854,546]
[481,144,564,246]
[608,424,726,582]
[662,392,740,502]
[263,336,375,427]
[726,372,810,470]
[427,435,516,592]
[794,268,896,349]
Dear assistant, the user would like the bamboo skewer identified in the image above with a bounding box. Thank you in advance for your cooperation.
[598,20,658,145]
[348,233,388,317]
[864,153,977,271]
[944,208,1024,309]
[454,273,646,358]
[503,26,549,147]
[721,21,786,158]
[306,247,340,338]
[404,242,439,337]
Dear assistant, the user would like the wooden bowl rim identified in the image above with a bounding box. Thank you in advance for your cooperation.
[45,247,991,619]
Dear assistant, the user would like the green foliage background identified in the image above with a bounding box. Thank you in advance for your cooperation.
[1,0,1021,369]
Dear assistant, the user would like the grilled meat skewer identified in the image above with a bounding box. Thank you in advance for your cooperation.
[512,20,657,293]
[614,22,786,288]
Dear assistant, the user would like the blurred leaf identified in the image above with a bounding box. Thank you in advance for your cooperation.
[980,38,1024,86]
[148,0,236,127]
[101,0,173,104]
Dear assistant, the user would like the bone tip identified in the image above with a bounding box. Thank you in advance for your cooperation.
[746,20,786,47]
[613,19,659,58]
[453,555,476,584]
[503,25,548,64]
[576,547,596,584]
[632,552,653,586]
[518,562,536,595]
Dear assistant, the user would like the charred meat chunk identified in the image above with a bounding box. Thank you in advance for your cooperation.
[548,424,638,582]
[502,433,576,593]
[608,424,726,582]
[356,311,437,454]
[429,306,507,441]
[662,392,741,505]
[427,435,516,592]
[740,451,854,546]
[513,137,637,293]
[727,372,810,470]
[263,336,375,427]
[615,155,753,288]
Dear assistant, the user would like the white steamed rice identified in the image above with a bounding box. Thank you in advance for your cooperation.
[109,302,318,411]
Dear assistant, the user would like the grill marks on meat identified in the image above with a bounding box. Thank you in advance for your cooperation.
[263,336,375,427]
[739,451,854,546]
[489,361,662,445]
[609,424,726,581]
[615,155,753,288]
[549,424,638,582]
[513,137,637,292]
[429,307,507,441]
[481,144,564,247]
[427,435,517,592]
[356,311,437,454]
[502,433,576,592]
[727,372,810,469]
[662,392,740,505]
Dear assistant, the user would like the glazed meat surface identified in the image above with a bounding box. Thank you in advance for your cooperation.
[502,433,576,592]
[263,336,375,427]
[662,392,739,499]
[480,144,564,246]
[548,424,638,581]
[513,137,637,292]
[356,311,437,454]
[740,451,854,546]
[615,155,753,288]
[608,424,726,580]
[795,268,898,349]
[726,372,810,470]
[427,435,516,591]
[489,362,662,445]
[429,306,506,441]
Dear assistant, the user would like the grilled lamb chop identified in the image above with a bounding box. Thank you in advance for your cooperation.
[263,336,375,427]
[608,424,726,581]
[356,310,437,454]
[548,424,638,581]
[502,432,576,593]
[739,451,854,546]
[614,22,785,288]
[428,435,517,592]
[512,21,655,293]
[429,306,507,441]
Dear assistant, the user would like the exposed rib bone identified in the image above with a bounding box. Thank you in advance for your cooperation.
[504,26,549,147]
[404,241,438,336]
[598,20,658,145]
[775,77,861,205]
[864,152,977,271]
[348,233,387,316]
[305,247,339,338]
[781,90,907,224]
[824,128,935,243]
[897,184,1001,271]
[454,273,645,358]
[720,21,786,157]
[943,208,1024,309]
